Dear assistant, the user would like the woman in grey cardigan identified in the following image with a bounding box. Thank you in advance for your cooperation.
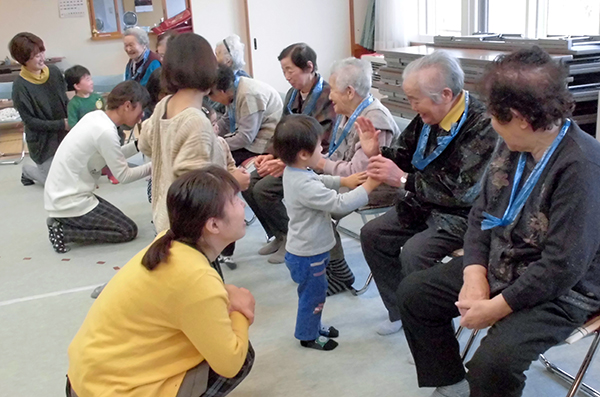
[10,32,69,186]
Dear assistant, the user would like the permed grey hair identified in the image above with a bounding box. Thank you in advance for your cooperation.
[124,27,150,48]
[330,57,372,98]
[217,34,246,71]
[402,50,464,103]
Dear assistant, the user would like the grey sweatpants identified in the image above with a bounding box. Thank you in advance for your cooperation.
[22,156,53,185]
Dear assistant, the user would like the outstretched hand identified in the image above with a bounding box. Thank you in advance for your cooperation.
[341,171,368,189]
[356,116,381,158]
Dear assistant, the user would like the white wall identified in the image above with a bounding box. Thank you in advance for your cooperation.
[0,0,129,76]
[190,0,251,70]
[1,0,356,79]
[246,0,352,93]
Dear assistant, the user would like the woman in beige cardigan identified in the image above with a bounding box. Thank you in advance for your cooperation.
[139,33,250,239]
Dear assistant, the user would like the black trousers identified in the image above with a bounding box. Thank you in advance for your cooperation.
[242,171,288,239]
[360,207,463,321]
[397,257,592,397]
[231,148,258,167]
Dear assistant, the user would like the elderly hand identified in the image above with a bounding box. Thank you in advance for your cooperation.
[261,159,286,178]
[254,154,274,174]
[231,167,250,191]
[356,116,381,158]
[456,295,512,330]
[367,155,406,187]
[458,265,490,317]
[225,284,256,325]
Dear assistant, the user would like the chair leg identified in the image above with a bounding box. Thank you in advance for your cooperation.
[0,131,26,165]
[461,329,480,361]
[455,325,464,338]
[539,331,600,397]
[351,272,373,296]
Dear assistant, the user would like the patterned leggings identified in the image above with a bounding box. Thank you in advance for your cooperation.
[326,229,355,296]
[57,196,138,245]
[66,344,254,397]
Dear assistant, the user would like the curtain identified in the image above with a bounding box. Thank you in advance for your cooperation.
[360,0,376,51]
[374,0,409,51]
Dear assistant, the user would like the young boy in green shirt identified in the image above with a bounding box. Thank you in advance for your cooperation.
[65,65,118,184]
[65,65,105,127]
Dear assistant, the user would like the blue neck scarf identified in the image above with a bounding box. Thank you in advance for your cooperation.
[127,48,150,82]
[328,95,374,157]
[411,91,470,170]
[227,75,241,133]
[481,118,571,231]
[286,75,324,116]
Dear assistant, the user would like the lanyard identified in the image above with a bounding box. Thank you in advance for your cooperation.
[286,75,324,116]
[328,95,374,157]
[228,75,241,133]
[411,91,470,170]
[481,119,571,231]
[129,48,150,81]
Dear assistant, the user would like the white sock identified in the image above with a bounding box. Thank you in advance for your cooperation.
[430,379,470,397]
[376,319,403,335]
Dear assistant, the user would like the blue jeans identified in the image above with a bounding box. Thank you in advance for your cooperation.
[285,252,330,340]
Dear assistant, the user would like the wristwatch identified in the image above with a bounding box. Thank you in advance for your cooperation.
[400,174,407,186]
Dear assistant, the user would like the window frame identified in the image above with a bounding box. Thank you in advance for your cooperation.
[414,0,600,43]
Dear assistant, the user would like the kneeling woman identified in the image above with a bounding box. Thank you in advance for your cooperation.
[44,81,152,253]
[67,167,255,397]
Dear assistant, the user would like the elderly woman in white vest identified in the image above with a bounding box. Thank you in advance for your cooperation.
[215,34,250,78]
[209,64,283,165]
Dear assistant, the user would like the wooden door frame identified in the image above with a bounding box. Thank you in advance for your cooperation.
[243,0,254,76]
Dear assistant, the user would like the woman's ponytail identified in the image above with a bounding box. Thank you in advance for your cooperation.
[141,229,176,270]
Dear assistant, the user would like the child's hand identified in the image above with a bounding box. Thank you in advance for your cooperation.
[362,176,382,193]
[231,167,250,191]
[341,171,367,189]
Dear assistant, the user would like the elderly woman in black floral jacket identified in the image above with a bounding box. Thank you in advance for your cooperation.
[396,46,600,397]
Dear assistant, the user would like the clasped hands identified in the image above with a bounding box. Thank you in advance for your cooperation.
[456,265,512,330]
[254,154,285,178]
[224,284,256,325]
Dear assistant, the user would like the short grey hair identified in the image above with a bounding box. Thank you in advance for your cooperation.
[217,34,246,71]
[402,50,464,103]
[124,27,149,48]
[330,57,372,98]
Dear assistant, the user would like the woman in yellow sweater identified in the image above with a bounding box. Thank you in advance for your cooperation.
[66,166,255,397]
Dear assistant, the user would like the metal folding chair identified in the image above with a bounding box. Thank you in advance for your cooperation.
[0,127,26,165]
[457,313,600,397]
[335,205,392,296]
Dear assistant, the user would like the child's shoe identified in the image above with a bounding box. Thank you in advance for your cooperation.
[300,336,338,351]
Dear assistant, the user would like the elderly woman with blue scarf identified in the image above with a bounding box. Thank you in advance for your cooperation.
[395,46,600,397]
[123,27,161,87]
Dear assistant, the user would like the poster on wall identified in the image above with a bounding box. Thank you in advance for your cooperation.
[135,0,153,13]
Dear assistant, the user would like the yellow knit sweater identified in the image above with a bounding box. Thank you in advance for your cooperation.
[67,238,250,397]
